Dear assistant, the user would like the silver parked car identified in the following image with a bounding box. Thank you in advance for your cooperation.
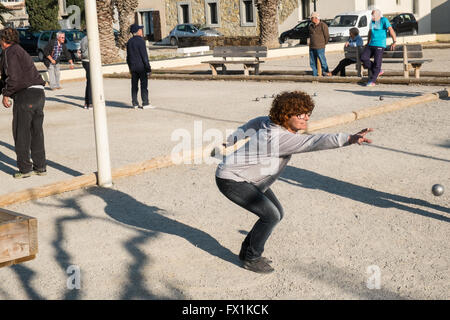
[168,24,222,46]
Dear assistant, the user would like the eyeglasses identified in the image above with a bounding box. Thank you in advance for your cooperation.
[296,113,311,119]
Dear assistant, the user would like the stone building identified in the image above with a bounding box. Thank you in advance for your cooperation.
[0,0,29,28]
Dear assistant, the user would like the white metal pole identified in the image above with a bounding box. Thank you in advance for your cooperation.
[84,0,113,187]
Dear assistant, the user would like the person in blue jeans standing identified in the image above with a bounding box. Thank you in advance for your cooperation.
[308,12,331,76]
[361,9,397,86]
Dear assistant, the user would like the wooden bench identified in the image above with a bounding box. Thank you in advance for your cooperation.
[344,46,365,77]
[0,208,38,268]
[202,46,267,76]
[345,44,432,78]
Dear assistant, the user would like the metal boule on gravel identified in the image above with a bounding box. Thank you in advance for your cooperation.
[432,184,444,196]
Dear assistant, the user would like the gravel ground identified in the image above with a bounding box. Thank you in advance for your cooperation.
[0,69,448,300]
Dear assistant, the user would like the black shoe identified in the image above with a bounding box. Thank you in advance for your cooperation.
[242,257,274,274]
[239,247,272,264]
[33,168,47,176]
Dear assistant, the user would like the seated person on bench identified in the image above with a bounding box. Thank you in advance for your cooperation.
[331,27,363,77]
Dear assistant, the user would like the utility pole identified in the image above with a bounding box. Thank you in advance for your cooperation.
[84,0,113,187]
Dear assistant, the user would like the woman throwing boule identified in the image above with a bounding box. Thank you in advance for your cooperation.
[215,91,373,274]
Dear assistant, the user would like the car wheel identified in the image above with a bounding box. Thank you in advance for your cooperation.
[412,28,418,35]
[170,37,178,46]
[38,50,44,62]
[279,36,288,44]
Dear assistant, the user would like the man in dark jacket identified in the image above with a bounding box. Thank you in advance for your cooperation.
[126,24,154,109]
[308,12,331,76]
[43,31,74,90]
[0,28,47,178]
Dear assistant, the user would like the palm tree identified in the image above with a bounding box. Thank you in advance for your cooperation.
[96,0,121,64]
[115,0,138,50]
[255,0,280,49]
[0,3,13,26]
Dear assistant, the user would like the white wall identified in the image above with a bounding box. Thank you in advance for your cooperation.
[278,4,301,34]
[315,0,356,20]
[417,0,432,34]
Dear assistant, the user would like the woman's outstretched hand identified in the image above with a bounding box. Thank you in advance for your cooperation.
[348,128,374,145]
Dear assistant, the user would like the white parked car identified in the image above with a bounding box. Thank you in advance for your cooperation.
[328,10,372,42]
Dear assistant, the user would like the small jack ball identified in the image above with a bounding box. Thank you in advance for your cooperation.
[379,96,384,100]
[432,184,444,196]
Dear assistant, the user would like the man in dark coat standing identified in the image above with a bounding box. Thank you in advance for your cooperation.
[0,28,47,178]
[126,24,154,109]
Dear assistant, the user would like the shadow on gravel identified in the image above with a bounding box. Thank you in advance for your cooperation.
[436,140,450,149]
[155,106,243,124]
[55,94,131,109]
[334,89,423,98]
[280,166,450,223]
[10,264,45,300]
[46,96,83,108]
[0,149,17,175]
[0,141,83,176]
[368,144,450,163]
[8,196,89,300]
[295,262,409,299]
[88,186,239,299]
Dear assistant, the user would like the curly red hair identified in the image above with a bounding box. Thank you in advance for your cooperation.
[269,91,315,128]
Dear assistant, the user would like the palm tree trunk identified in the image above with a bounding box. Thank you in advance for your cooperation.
[96,0,120,64]
[115,0,138,50]
[256,0,280,49]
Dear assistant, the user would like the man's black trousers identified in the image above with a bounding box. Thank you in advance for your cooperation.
[12,88,46,173]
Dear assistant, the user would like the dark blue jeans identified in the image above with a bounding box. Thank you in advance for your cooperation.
[309,48,330,76]
[216,176,284,260]
[361,45,385,83]
[131,70,149,106]
[12,88,46,173]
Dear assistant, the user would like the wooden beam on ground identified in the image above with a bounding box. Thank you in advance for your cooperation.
[0,208,38,268]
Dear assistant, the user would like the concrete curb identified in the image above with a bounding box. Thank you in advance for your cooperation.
[0,89,447,207]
